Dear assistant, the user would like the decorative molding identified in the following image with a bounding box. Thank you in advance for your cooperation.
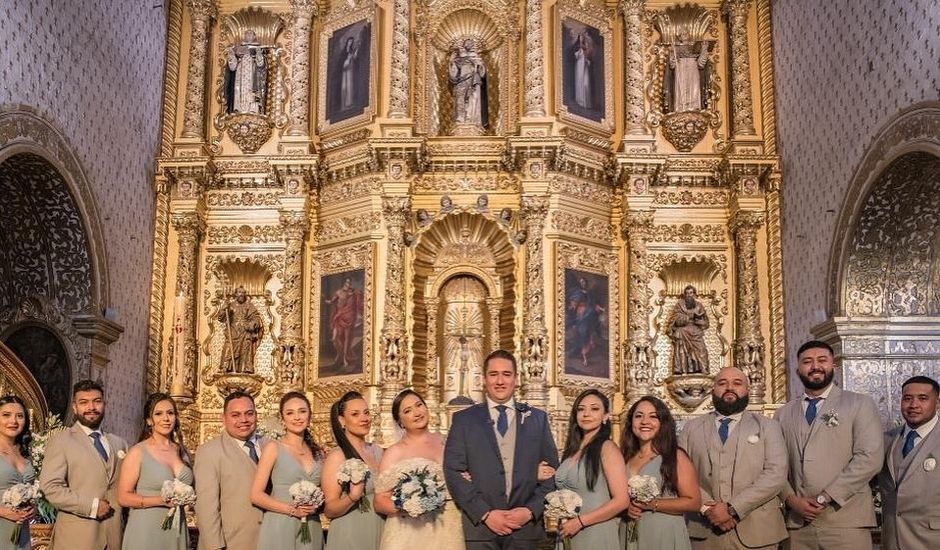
[315,212,383,243]
[649,223,726,243]
[723,0,756,136]
[550,211,614,242]
[207,224,284,245]
[181,0,218,139]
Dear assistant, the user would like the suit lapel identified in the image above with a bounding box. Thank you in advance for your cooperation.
[803,385,842,455]
[71,424,109,476]
[222,431,258,468]
[898,425,940,484]
[888,431,903,483]
[474,404,501,459]
[104,433,122,482]
[733,413,756,472]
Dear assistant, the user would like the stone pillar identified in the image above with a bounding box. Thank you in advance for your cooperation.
[277,210,308,388]
[520,196,549,405]
[285,0,317,136]
[181,0,217,139]
[730,211,765,402]
[523,0,546,117]
[388,0,411,118]
[621,0,647,135]
[623,210,655,401]
[723,0,756,136]
[169,211,204,400]
[378,197,411,441]
[424,297,441,430]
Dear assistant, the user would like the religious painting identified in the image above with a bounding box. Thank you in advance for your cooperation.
[325,20,372,125]
[563,268,609,378]
[4,326,70,419]
[561,18,605,123]
[318,269,366,378]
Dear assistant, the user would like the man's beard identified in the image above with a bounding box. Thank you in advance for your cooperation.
[799,369,834,391]
[75,411,104,430]
[713,392,749,416]
[684,297,696,309]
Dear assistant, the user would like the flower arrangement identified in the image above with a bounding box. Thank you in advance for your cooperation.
[28,413,65,523]
[1,482,41,543]
[544,489,582,550]
[626,475,661,542]
[159,478,196,530]
[288,480,324,543]
[820,409,839,427]
[255,416,285,440]
[337,458,371,512]
[391,466,447,518]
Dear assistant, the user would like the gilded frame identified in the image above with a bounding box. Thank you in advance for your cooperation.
[317,3,378,136]
[553,0,614,133]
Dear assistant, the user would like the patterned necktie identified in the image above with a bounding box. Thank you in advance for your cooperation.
[902,430,919,458]
[805,398,822,425]
[495,405,509,437]
[718,418,732,444]
[89,432,108,462]
[244,439,259,463]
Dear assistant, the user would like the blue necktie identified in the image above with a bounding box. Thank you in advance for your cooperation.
[718,418,732,444]
[805,398,821,425]
[89,432,108,462]
[902,430,919,458]
[495,405,508,437]
[245,439,259,463]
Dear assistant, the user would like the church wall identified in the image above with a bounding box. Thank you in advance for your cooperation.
[0,2,168,439]
[772,0,940,393]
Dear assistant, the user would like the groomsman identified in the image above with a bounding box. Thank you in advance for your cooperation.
[195,390,268,550]
[879,375,940,550]
[775,340,884,550]
[680,367,788,550]
[40,380,128,550]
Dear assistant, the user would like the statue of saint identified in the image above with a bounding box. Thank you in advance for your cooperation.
[448,38,488,128]
[225,30,267,114]
[669,285,710,375]
[218,286,263,374]
[666,30,710,112]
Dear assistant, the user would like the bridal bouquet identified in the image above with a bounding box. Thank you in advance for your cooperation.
[1,482,41,543]
[626,475,661,542]
[288,480,324,543]
[544,489,582,550]
[29,413,64,523]
[160,478,196,530]
[337,458,372,512]
[391,466,447,518]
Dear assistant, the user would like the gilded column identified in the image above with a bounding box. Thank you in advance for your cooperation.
[486,297,501,353]
[285,0,317,136]
[520,196,549,405]
[425,297,441,430]
[181,0,217,139]
[387,0,411,118]
[277,210,308,387]
[380,197,411,391]
[623,210,655,401]
[723,0,756,136]
[621,0,647,134]
[169,211,204,400]
[764,172,787,402]
[148,179,172,394]
[523,0,546,117]
[730,211,765,403]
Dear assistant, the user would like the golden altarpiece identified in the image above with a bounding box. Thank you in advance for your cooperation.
[149,0,786,449]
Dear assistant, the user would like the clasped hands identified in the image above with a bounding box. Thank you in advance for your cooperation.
[786,493,830,522]
[484,507,533,536]
[701,501,736,532]
[1,505,35,523]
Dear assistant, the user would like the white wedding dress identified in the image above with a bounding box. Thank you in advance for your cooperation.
[376,457,466,550]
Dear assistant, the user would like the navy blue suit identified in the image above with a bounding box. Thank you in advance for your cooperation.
[444,402,559,548]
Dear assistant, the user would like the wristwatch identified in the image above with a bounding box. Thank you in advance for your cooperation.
[727,504,741,521]
[816,494,830,506]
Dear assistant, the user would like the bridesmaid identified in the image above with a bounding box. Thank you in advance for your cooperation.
[118,393,194,550]
[0,396,34,550]
[321,391,384,550]
[555,390,629,550]
[620,396,700,550]
[251,391,325,550]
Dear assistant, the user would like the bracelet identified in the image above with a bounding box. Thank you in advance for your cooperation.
[577,515,586,528]
[290,506,297,518]
[652,499,659,513]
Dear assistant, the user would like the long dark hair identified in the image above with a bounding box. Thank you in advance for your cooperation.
[139,393,191,464]
[562,389,611,491]
[279,391,324,459]
[391,389,424,427]
[620,395,679,494]
[0,396,31,458]
[330,391,367,460]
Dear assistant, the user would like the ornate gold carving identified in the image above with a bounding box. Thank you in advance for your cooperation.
[181,0,218,139]
[315,212,383,243]
[550,211,615,242]
[723,0,756,136]
[548,177,615,205]
[764,171,786,402]
[207,224,284,245]
[523,0,546,117]
[622,210,655,399]
[319,176,382,204]
[756,0,777,153]
[206,191,281,207]
[224,113,274,154]
[649,223,726,243]
[149,184,171,394]
[661,111,710,152]
[653,189,728,206]
[162,0,184,155]
[620,0,647,134]
[520,195,550,405]
[286,0,318,136]
[170,211,205,400]
[379,196,411,390]
[388,0,411,118]
[729,210,765,402]
[276,210,308,388]
[413,172,520,192]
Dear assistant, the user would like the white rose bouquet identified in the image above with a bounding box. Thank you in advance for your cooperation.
[337,458,372,512]
[288,480,324,543]
[1,482,41,543]
[391,466,447,518]
[626,474,661,542]
[544,489,582,550]
[160,478,196,530]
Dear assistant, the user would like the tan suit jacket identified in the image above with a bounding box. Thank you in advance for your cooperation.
[39,423,128,550]
[679,410,788,548]
[879,423,940,550]
[194,432,268,550]
[774,384,884,529]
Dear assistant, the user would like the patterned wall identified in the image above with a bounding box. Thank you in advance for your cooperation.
[772,0,940,395]
[0,2,168,439]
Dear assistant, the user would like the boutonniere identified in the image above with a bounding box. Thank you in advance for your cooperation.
[924,455,937,472]
[820,409,839,427]
[747,434,760,444]
[117,449,127,460]
[515,403,533,425]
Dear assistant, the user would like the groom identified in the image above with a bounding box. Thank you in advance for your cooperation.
[444,349,559,549]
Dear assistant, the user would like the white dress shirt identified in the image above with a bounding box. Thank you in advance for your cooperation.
[801,382,835,413]
[903,413,939,452]
[76,423,111,518]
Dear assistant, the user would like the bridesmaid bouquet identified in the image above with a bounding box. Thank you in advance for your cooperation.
[626,475,661,542]
[544,489,582,550]
[160,479,196,530]
[1,482,41,543]
[288,480,324,543]
[390,466,447,518]
[337,458,372,512]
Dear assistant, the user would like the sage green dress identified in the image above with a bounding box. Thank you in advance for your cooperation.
[0,457,34,550]
[555,456,620,550]
[257,443,324,550]
[325,446,384,550]
[623,455,690,550]
[121,448,193,550]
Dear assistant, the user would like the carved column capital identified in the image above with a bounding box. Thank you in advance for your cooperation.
[181,0,217,139]
[279,210,309,240]
[288,0,318,17]
[722,0,757,136]
[186,0,217,19]
[622,209,655,238]
[722,0,751,18]
[171,211,206,237]
[729,210,764,235]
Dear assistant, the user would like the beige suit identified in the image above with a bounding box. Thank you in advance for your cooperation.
[194,432,268,550]
[879,423,940,550]
[679,411,788,549]
[774,384,884,549]
[39,424,128,550]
